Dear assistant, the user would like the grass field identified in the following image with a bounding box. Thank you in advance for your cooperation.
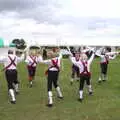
[0,57,120,120]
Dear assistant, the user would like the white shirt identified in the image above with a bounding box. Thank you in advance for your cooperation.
[96,52,118,63]
[25,55,43,67]
[42,52,62,71]
[0,54,24,70]
[70,53,95,73]
[71,57,80,67]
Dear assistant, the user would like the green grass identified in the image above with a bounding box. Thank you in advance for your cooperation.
[0,57,120,120]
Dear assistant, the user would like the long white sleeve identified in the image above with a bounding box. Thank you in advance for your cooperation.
[42,59,51,65]
[95,51,103,57]
[105,52,119,56]
[37,55,43,63]
[109,55,117,60]
[69,56,80,67]
[25,56,30,64]
[81,48,90,53]
[88,53,95,65]
[58,52,62,60]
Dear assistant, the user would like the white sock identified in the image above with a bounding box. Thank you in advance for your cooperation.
[102,74,105,80]
[70,78,74,82]
[79,90,83,99]
[48,91,53,104]
[88,85,92,92]
[30,81,33,84]
[14,84,19,92]
[98,77,101,81]
[104,75,107,80]
[56,86,63,98]
[9,89,16,101]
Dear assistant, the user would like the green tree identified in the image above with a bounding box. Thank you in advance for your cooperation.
[12,38,26,49]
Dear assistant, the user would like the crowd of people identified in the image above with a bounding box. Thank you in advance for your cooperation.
[0,47,119,107]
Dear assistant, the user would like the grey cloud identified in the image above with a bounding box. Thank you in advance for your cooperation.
[20,6,61,24]
[61,16,120,30]
[0,0,54,11]
[0,0,61,24]
[87,17,120,30]
[1,0,120,30]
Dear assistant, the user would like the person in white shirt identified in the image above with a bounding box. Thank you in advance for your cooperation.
[25,50,43,87]
[70,47,94,85]
[70,52,80,84]
[96,48,119,83]
[0,50,25,104]
[42,50,63,107]
[69,47,96,102]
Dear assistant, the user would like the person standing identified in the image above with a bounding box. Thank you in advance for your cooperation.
[25,50,43,87]
[69,47,96,102]
[42,50,63,107]
[0,50,25,104]
[42,48,47,60]
[96,48,119,83]
[70,52,80,85]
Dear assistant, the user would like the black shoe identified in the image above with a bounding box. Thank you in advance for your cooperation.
[98,81,102,83]
[11,101,16,104]
[58,96,64,99]
[89,91,93,95]
[46,103,53,107]
[15,91,19,95]
[102,80,106,82]
[78,98,83,102]
[70,81,73,85]
[29,84,33,88]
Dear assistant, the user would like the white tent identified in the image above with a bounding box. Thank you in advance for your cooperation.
[26,37,120,46]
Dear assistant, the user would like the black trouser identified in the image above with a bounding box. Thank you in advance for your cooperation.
[27,66,36,77]
[100,63,108,75]
[5,69,18,90]
[71,64,79,78]
[79,75,91,90]
[47,70,59,91]
[43,54,47,60]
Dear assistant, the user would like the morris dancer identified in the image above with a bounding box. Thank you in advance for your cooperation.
[70,52,80,85]
[42,49,63,107]
[25,50,43,87]
[68,47,96,102]
[0,50,25,104]
[96,48,119,83]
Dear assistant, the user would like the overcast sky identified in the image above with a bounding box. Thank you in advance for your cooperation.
[0,0,120,45]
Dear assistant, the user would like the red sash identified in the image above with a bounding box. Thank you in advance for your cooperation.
[3,56,16,71]
[105,56,109,64]
[29,56,37,67]
[45,59,59,75]
[80,61,91,76]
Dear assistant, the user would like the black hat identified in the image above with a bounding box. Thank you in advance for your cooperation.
[8,50,13,54]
